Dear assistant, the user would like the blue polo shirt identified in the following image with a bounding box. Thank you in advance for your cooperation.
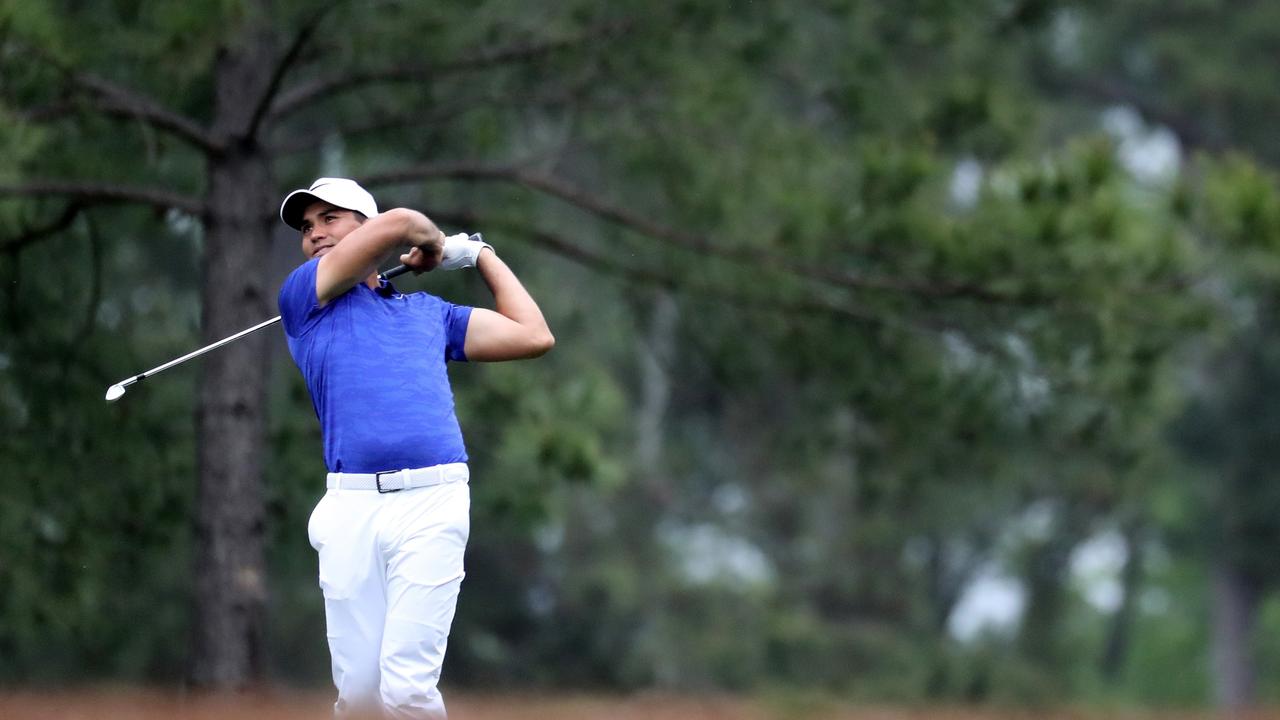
[278,259,473,473]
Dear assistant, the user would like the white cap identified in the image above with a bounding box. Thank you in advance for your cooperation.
[279,177,379,230]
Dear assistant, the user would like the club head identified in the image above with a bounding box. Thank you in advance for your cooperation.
[105,384,126,402]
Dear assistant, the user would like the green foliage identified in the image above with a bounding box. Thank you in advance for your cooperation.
[1199,156,1280,289]
[0,207,200,680]
[6,0,1280,709]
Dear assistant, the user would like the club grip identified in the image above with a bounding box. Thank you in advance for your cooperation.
[378,233,483,281]
[381,264,412,280]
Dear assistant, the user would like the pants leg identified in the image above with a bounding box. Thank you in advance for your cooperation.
[309,490,386,718]
[378,480,471,719]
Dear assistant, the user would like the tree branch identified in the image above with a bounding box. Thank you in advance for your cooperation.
[0,201,83,255]
[56,212,105,384]
[78,212,104,341]
[70,73,222,154]
[273,105,451,156]
[364,163,1023,304]
[243,3,340,142]
[270,70,596,155]
[0,180,204,216]
[15,100,80,123]
[10,41,220,153]
[428,208,890,328]
[269,20,627,120]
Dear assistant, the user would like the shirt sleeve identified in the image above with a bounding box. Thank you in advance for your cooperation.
[442,302,473,362]
[278,259,324,338]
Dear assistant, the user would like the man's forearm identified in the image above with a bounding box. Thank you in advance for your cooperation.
[477,249,550,332]
[316,208,441,301]
[343,209,438,269]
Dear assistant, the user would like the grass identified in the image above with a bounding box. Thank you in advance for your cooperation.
[0,687,1246,720]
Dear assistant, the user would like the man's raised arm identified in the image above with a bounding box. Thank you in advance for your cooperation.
[316,208,443,304]
[461,246,555,362]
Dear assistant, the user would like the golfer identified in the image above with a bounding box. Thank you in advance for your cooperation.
[277,177,553,718]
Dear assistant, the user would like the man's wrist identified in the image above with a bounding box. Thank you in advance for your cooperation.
[414,230,445,251]
[440,234,493,271]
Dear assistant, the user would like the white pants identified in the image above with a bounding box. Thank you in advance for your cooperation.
[307,466,470,719]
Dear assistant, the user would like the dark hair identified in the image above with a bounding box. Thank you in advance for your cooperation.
[353,211,368,223]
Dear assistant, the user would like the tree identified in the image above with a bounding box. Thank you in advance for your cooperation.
[1036,0,1280,706]
[0,0,1255,702]
[0,0,633,687]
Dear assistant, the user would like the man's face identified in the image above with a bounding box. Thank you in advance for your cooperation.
[299,201,364,259]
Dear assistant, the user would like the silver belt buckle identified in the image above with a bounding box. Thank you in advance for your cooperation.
[375,470,402,494]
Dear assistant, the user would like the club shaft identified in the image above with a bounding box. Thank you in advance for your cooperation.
[131,316,283,383]
[118,262,414,388]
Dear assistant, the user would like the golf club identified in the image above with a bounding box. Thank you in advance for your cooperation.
[105,233,480,402]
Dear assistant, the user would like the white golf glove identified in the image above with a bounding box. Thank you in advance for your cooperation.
[439,232,493,271]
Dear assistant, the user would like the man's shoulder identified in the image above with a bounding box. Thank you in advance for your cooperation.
[278,259,328,337]
[280,258,321,299]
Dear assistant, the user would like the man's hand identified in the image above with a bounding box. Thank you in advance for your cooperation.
[398,222,446,274]
[439,233,493,271]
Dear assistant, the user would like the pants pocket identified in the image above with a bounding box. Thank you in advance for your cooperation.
[307,491,332,552]
[310,492,377,600]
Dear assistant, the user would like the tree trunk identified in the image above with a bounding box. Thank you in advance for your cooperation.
[635,291,677,472]
[1016,501,1086,692]
[190,22,278,688]
[1100,520,1145,681]
[1210,556,1259,711]
[632,290,679,686]
[1019,536,1071,672]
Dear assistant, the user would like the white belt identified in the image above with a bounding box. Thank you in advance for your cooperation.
[326,463,469,493]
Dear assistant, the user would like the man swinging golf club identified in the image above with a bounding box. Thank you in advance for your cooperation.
[277,177,553,718]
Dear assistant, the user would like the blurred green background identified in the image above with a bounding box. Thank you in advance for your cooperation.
[4,0,1280,712]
